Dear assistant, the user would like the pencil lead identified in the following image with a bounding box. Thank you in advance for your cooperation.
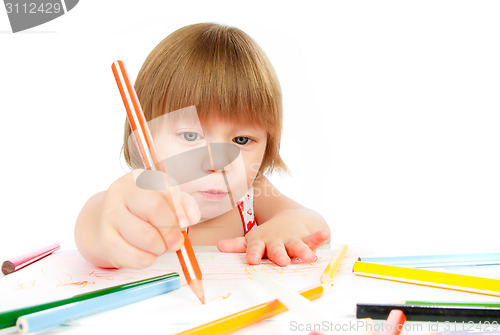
[189,279,205,304]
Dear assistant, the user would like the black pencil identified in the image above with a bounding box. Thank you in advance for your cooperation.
[357,303,500,323]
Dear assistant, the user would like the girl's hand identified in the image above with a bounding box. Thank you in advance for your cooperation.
[216,209,330,266]
[75,170,200,269]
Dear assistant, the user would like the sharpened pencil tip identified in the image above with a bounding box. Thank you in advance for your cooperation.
[189,279,205,304]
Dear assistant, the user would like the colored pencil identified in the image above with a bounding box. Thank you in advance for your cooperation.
[406,301,500,308]
[320,244,348,287]
[357,303,500,322]
[2,243,60,275]
[111,60,204,304]
[353,261,500,297]
[0,273,178,329]
[16,273,182,334]
[176,286,324,335]
[381,309,406,335]
[359,252,500,268]
[253,272,328,324]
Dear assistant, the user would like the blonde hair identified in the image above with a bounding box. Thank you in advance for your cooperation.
[123,23,287,175]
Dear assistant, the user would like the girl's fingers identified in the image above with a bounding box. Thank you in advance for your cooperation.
[155,175,200,229]
[124,187,183,250]
[302,229,331,251]
[157,175,193,229]
[217,237,247,253]
[284,238,316,263]
[112,208,167,255]
[265,240,290,267]
[246,239,266,265]
[179,191,201,227]
[103,228,157,269]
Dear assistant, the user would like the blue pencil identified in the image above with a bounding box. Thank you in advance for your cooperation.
[359,252,500,268]
[16,274,182,334]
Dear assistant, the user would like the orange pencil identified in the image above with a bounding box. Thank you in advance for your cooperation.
[176,286,324,335]
[381,309,406,335]
[111,60,205,304]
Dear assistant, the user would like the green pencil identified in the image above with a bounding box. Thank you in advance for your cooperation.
[406,301,500,308]
[0,272,179,329]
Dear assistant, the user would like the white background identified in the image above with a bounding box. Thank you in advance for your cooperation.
[1,0,499,260]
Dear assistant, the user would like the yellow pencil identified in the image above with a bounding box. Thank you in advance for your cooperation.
[353,261,500,297]
[175,286,324,335]
[320,244,348,287]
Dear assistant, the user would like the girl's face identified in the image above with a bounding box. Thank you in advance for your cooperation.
[152,107,267,222]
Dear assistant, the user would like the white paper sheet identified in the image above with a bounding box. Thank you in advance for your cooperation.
[0,246,340,334]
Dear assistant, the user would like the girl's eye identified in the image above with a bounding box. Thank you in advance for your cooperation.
[233,136,251,145]
[182,132,200,142]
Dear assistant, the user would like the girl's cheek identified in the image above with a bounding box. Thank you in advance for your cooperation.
[245,162,261,187]
[247,161,261,177]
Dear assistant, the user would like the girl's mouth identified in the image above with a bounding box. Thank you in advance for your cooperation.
[199,189,228,201]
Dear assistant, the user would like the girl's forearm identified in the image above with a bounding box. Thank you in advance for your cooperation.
[74,192,114,268]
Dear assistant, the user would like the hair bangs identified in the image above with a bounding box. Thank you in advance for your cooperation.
[161,25,280,131]
[127,23,287,175]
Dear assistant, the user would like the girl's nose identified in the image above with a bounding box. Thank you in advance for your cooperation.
[203,143,240,173]
[201,145,215,173]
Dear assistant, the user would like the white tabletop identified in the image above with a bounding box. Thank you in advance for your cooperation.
[2,244,500,335]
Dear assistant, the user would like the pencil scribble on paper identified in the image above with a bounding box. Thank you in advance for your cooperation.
[208,292,231,304]
[61,281,95,287]
[14,278,36,290]
[87,270,135,281]
[0,248,337,313]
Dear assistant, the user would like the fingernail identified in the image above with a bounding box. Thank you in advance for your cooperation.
[304,252,316,262]
[277,256,290,266]
[177,213,190,229]
[166,231,184,250]
[247,255,260,265]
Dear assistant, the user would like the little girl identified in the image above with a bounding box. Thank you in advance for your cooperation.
[75,23,330,269]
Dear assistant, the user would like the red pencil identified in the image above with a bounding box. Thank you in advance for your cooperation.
[382,309,406,335]
[111,60,205,304]
[2,242,60,275]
